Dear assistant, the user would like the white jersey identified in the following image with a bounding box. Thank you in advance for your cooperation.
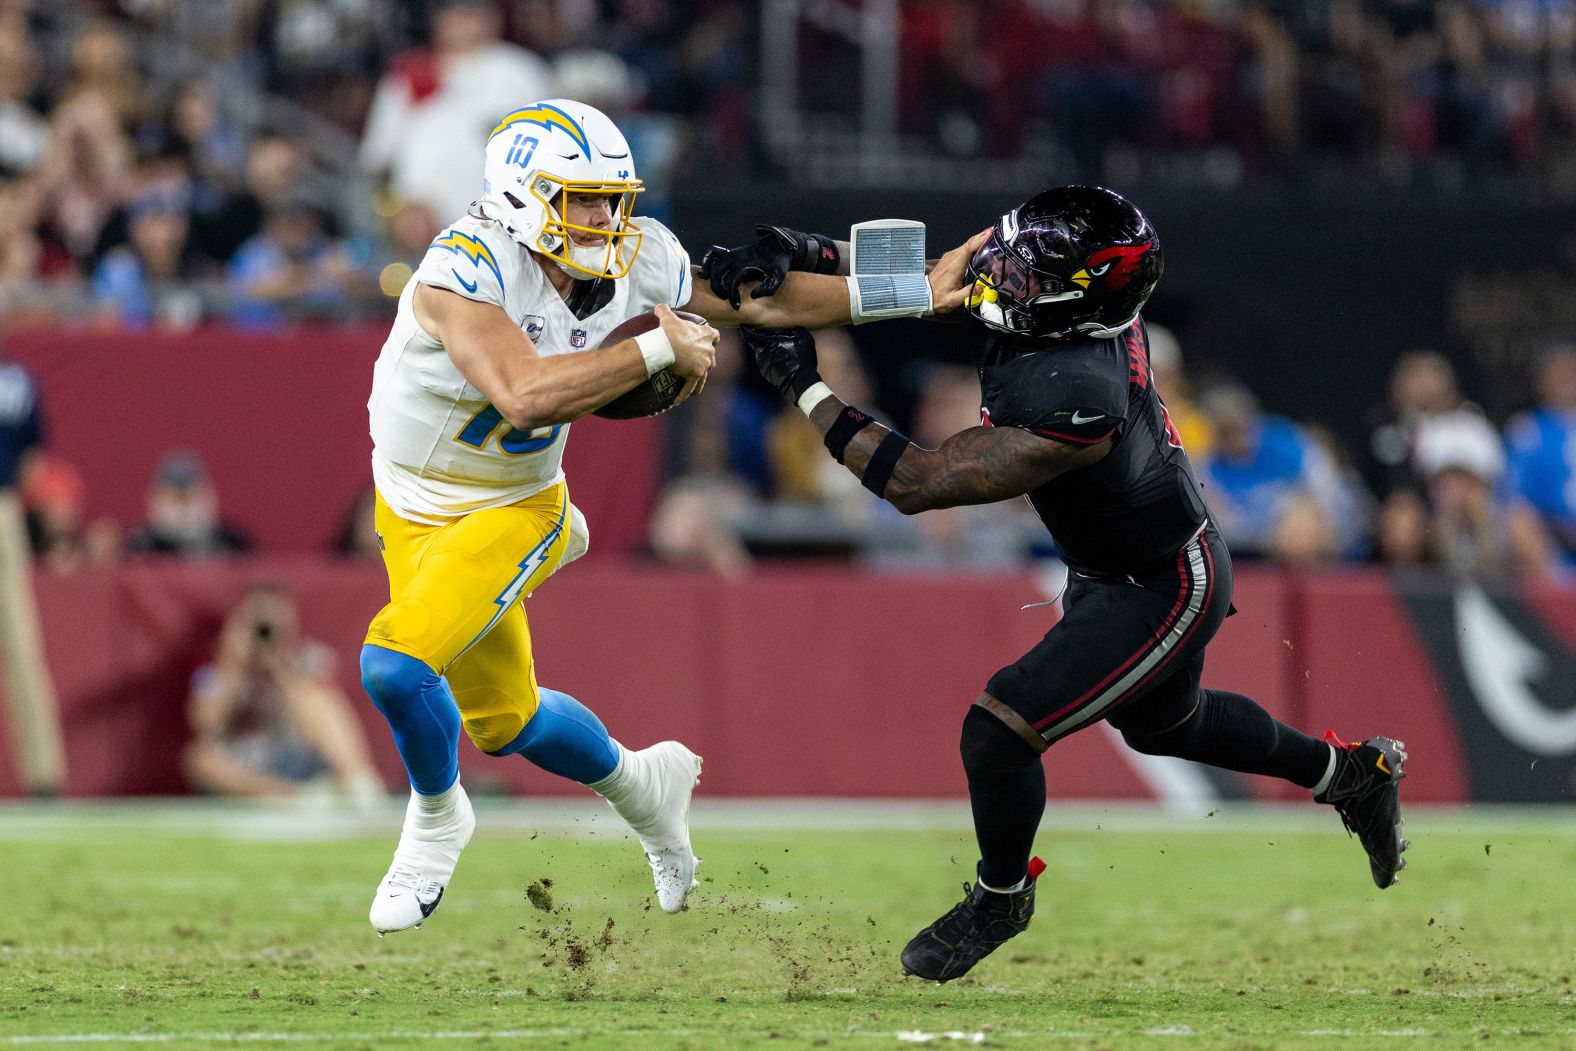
[369,211,694,523]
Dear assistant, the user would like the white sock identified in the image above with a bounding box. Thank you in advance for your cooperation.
[587,742,633,801]
[1311,744,1339,797]
[590,743,674,843]
[410,781,461,827]
[978,875,1029,894]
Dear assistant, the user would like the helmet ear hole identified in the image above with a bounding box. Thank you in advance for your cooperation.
[503,191,528,210]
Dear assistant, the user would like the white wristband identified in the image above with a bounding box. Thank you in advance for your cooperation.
[634,327,675,376]
[797,381,833,417]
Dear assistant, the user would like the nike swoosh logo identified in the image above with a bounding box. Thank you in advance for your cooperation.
[1070,411,1105,424]
[451,269,478,293]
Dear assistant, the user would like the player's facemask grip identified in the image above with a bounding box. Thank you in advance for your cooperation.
[522,174,645,279]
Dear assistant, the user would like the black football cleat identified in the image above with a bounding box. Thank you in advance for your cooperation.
[901,857,1045,983]
[1315,733,1409,889]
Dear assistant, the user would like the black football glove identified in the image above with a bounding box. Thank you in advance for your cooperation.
[741,326,821,403]
[699,225,841,309]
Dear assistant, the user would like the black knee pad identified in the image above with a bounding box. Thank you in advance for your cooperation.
[960,704,1041,780]
[1111,699,1205,757]
[1118,724,1180,756]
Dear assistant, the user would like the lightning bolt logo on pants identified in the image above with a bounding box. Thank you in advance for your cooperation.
[496,541,555,611]
[450,493,567,665]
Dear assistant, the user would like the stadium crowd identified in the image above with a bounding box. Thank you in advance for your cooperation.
[646,325,1576,581]
[903,0,1576,188]
[3,1,1576,325]
[1,0,1575,579]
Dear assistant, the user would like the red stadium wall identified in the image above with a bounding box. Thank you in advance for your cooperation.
[4,562,1571,803]
[0,327,664,556]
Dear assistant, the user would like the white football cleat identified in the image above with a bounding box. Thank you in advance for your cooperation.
[606,741,702,913]
[369,784,476,934]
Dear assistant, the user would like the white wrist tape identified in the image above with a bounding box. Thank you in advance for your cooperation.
[847,275,934,323]
[634,327,675,376]
[797,381,833,417]
[846,219,932,323]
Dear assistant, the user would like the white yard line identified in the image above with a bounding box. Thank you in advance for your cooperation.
[9,1026,1573,1046]
[4,799,1575,843]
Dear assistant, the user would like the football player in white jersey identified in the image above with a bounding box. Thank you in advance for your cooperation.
[362,99,983,933]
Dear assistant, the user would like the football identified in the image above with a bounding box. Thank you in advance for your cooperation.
[590,310,706,419]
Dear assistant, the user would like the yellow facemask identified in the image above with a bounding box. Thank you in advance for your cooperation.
[530,174,646,279]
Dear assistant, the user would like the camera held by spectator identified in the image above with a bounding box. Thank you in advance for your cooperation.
[184,583,384,806]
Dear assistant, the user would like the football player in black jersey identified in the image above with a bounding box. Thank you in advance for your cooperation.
[701,187,1410,983]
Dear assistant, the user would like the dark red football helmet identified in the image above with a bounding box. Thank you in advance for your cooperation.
[965,186,1162,340]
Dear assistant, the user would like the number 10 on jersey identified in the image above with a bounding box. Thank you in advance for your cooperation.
[454,403,561,455]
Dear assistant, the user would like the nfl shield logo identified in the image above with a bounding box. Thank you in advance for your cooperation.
[570,328,587,348]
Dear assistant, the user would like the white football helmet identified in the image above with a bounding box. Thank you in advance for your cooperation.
[477,99,645,279]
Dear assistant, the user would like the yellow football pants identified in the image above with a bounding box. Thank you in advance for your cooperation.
[365,483,573,753]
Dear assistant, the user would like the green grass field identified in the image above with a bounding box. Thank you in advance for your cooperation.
[4,801,1575,1049]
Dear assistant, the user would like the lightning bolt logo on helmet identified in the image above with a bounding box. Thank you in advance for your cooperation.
[489,102,594,156]
[476,99,646,280]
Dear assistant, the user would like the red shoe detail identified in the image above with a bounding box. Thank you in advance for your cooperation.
[1027,856,1048,881]
[1322,729,1356,750]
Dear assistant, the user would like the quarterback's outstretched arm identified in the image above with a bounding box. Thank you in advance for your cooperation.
[682,229,987,329]
[415,284,717,430]
[683,271,854,329]
[742,326,1110,514]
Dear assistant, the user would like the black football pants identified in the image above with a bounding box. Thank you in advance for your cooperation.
[961,528,1330,887]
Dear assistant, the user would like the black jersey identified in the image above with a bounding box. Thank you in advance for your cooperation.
[975,315,1208,575]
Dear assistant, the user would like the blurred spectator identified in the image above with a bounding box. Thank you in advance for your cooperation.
[374,199,441,300]
[1145,322,1211,458]
[0,348,65,795]
[0,176,43,289]
[1360,350,1473,500]
[1504,344,1576,567]
[33,20,145,268]
[359,0,555,222]
[648,475,754,575]
[0,18,46,178]
[648,331,756,574]
[198,132,310,265]
[333,487,382,562]
[21,453,119,572]
[864,364,1042,571]
[165,78,246,197]
[58,19,147,130]
[228,199,368,326]
[1035,0,1158,174]
[89,144,193,268]
[613,0,753,169]
[39,88,134,266]
[91,185,204,330]
[1197,383,1366,562]
[184,583,384,805]
[1380,407,1543,575]
[126,451,251,557]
